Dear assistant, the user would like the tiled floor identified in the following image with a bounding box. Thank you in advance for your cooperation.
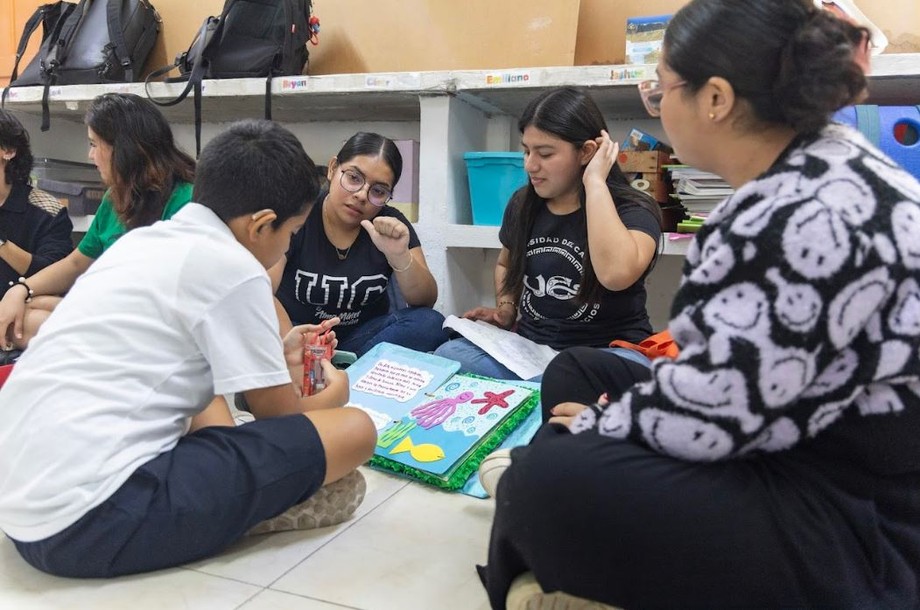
[0,468,496,610]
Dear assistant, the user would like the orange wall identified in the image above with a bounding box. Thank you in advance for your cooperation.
[0,0,43,86]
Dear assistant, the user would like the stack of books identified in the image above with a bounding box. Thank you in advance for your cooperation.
[666,165,734,218]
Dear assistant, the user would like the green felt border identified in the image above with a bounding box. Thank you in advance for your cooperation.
[369,377,540,490]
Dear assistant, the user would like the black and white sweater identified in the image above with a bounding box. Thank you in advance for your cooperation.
[572,124,920,468]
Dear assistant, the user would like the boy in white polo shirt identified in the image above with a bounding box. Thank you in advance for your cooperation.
[0,120,376,577]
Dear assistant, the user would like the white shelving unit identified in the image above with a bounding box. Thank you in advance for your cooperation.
[4,53,919,326]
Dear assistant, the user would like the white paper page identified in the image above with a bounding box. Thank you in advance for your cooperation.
[443,315,558,379]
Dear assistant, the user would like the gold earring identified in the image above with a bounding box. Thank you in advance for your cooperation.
[709,112,716,120]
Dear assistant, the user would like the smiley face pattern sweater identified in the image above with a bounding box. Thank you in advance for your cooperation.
[572,124,920,469]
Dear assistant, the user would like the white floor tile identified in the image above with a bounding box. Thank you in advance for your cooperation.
[240,589,361,610]
[0,535,260,610]
[271,482,495,610]
[188,468,408,587]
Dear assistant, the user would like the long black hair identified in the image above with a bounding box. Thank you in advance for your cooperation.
[0,109,33,186]
[664,0,868,133]
[85,93,196,229]
[334,132,403,186]
[501,87,662,304]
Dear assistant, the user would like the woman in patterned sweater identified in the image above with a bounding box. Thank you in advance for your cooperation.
[479,0,920,608]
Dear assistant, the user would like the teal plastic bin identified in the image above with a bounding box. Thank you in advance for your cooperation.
[464,152,528,226]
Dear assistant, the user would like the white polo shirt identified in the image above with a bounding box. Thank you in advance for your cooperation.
[0,203,292,542]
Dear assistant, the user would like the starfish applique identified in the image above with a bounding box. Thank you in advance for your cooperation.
[471,389,516,415]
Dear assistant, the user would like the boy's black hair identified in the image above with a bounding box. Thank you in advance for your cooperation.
[195,120,319,227]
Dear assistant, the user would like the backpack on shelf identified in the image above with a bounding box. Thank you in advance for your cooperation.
[1,0,161,131]
[145,0,319,155]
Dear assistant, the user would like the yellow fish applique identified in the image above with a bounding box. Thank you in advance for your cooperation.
[390,436,446,462]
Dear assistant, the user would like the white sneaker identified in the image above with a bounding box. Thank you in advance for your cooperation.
[478,448,514,498]
[506,572,621,610]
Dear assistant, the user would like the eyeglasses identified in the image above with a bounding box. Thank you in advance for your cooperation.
[339,168,392,207]
[638,79,687,117]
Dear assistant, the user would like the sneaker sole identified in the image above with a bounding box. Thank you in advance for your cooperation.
[478,448,514,498]
[247,469,367,535]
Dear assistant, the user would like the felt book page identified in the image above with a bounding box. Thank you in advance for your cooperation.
[345,343,540,490]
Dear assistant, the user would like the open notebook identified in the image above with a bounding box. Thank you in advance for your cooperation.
[345,343,540,490]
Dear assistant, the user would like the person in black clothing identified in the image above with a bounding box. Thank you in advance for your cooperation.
[479,1,920,608]
[435,87,662,380]
[0,110,72,352]
[272,132,447,357]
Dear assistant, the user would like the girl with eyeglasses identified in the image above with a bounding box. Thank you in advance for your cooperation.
[434,86,662,381]
[272,132,447,357]
[479,0,920,608]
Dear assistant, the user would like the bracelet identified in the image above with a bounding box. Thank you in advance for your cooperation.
[8,277,34,303]
[497,299,517,310]
[389,255,413,273]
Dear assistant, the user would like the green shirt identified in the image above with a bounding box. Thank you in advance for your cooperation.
[78,182,194,259]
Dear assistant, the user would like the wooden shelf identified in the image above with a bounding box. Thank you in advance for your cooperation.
[3,54,917,125]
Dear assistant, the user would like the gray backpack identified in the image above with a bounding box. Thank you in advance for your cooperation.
[2,0,160,130]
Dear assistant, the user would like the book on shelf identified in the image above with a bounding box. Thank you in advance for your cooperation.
[666,163,734,216]
[345,342,540,490]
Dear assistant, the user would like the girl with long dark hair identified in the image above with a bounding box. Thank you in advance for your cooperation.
[272,131,447,357]
[435,87,662,379]
[0,93,195,349]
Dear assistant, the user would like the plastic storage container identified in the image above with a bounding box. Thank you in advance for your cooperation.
[464,152,528,226]
[35,178,106,216]
[31,158,101,183]
[834,105,920,180]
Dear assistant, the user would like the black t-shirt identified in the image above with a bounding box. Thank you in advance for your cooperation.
[499,198,660,349]
[276,192,421,341]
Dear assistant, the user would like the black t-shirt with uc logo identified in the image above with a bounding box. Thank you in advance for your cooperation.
[276,193,421,342]
[499,201,660,349]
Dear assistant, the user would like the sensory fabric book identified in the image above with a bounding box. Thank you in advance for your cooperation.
[345,343,540,490]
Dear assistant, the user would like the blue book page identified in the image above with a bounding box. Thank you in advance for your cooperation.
[375,374,535,476]
[346,342,459,429]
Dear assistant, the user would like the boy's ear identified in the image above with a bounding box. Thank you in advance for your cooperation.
[249,209,277,237]
[0,148,15,161]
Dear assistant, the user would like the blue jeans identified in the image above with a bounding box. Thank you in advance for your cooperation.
[434,338,527,380]
[336,307,449,357]
[434,339,653,382]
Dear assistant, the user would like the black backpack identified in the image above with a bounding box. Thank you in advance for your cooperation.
[145,0,315,155]
[1,0,160,130]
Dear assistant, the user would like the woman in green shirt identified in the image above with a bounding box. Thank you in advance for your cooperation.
[0,93,195,350]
